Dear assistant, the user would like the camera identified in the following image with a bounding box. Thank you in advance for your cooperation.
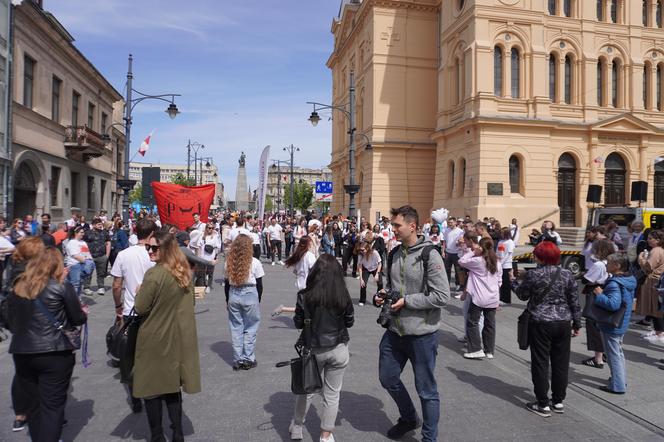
[376,289,401,329]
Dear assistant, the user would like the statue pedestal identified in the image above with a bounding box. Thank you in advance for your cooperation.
[235,165,248,211]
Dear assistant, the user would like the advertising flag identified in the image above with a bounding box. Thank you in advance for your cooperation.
[257,145,270,221]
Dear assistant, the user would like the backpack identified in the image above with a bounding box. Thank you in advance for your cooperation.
[386,244,438,296]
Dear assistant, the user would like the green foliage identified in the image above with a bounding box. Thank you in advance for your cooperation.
[284,181,314,212]
[264,196,274,212]
[170,172,197,187]
[129,182,143,204]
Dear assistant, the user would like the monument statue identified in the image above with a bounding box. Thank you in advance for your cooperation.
[239,152,246,167]
[235,151,248,211]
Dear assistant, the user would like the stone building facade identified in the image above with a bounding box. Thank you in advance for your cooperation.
[12,0,124,221]
[267,165,332,209]
[330,0,664,231]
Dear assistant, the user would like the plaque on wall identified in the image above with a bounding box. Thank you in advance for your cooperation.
[487,183,503,196]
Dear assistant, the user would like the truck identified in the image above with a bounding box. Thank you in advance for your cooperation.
[513,207,664,278]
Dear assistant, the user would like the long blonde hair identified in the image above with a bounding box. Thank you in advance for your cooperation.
[154,231,191,289]
[227,235,253,286]
[14,248,64,299]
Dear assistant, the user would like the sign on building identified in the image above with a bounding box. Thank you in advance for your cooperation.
[315,181,333,202]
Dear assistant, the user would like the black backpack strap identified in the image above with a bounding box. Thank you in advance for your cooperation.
[386,245,401,289]
[420,245,437,296]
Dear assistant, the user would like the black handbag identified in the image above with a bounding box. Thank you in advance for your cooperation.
[582,285,627,328]
[204,244,214,254]
[106,318,122,360]
[115,311,141,384]
[517,267,561,350]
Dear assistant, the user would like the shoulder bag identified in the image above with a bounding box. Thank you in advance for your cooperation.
[517,267,561,350]
[114,309,142,384]
[582,283,627,328]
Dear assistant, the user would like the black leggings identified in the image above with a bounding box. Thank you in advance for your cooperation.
[360,267,383,304]
[500,268,512,303]
[647,316,664,332]
[144,392,183,442]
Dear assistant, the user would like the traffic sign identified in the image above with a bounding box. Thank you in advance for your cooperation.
[315,181,333,194]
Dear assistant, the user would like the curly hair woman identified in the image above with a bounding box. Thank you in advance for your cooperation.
[225,234,265,370]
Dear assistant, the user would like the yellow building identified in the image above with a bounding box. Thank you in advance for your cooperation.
[329,0,664,233]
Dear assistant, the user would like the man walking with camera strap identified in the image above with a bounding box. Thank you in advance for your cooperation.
[374,205,449,442]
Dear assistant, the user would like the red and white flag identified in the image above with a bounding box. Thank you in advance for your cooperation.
[138,130,154,157]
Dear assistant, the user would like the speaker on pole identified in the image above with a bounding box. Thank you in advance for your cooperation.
[586,185,602,203]
[142,167,161,207]
[631,181,648,202]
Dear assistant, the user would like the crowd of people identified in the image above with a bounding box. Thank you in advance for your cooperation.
[0,204,661,442]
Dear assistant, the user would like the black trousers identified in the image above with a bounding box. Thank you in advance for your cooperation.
[500,269,512,303]
[13,351,75,442]
[270,239,282,262]
[466,302,496,354]
[253,244,261,260]
[585,319,604,353]
[284,238,293,257]
[444,252,462,287]
[529,321,572,407]
[360,267,383,303]
[342,247,358,276]
[144,392,183,442]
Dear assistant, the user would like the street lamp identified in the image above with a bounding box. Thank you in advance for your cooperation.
[283,144,300,216]
[198,156,215,186]
[271,159,291,213]
[307,71,370,219]
[187,140,205,181]
[120,54,181,224]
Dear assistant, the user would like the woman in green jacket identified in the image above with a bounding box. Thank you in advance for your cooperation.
[134,231,201,442]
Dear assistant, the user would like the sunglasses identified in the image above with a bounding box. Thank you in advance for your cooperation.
[145,245,161,253]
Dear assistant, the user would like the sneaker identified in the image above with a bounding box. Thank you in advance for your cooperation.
[457,335,467,343]
[279,260,285,265]
[358,302,364,306]
[241,359,258,370]
[271,262,276,266]
[289,420,303,440]
[645,334,664,343]
[485,353,494,359]
[550,402,564,414]
[97,288,105,295]
[526,401,551,418]
[582,357,604,369]
[463,350,486,359]
[205,287,211,294]
[320,435,335,442]
[386,417,421,439]
[635,319,653,327]
[83,288,93,295]
[642,330,657,338]
[453,294,462,299]
[12,419,26,432]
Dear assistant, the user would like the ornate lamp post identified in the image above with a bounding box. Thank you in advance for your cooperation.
[187,140,205,180]
[283,144,300,216]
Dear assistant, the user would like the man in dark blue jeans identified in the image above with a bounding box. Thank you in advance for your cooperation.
[374,206,449,442]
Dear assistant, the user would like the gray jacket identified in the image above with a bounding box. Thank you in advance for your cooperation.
[386,236,450,336]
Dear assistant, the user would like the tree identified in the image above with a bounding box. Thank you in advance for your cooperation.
[264,196,274,213]
[170,172,197,187]
[129,182,143,204]
[284,181,314,213]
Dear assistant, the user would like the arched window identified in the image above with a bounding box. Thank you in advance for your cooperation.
[644,63,650,109]
[549,54,557,102]
[455,57,462,105]
[494,46,503,97]
[458,0,465,10]
[597,0,604,20]
[563,0,571,17]
[564,55,572,104]
[610,0,617,22]
[449,161,455,197]
[612,60,619,107]
[509,155,521,194]
[548,0,556,15]
[511,48,520,98]
[658,0,663,27]
[644,0,649,26]
[597,60,605,106]
[658,64,663,111]
[461,158,466,195]
[604,153,626,207]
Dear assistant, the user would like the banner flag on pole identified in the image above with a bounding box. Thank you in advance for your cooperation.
[152,182,215,230]
[257,145,270,221]
[138,130,154,156]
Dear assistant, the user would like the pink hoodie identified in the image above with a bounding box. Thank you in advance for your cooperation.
[459,250,502,308]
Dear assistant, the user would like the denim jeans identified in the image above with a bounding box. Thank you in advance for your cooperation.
[601,332,627,393]
[379,330,439,442]
[227,286,261,364]
[67,260,95,296]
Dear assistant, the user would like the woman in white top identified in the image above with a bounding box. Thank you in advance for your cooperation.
[496,227,515,305]
[201,222,222,293]
[308,224,321,258]
[293,218,308,246]
[581,238,613,369]
[224,235,265,371]
[65,226,94,296]
[274,237,318,317]
[358,234,382,306]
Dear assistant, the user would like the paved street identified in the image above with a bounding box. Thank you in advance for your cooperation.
[1,259,664,441]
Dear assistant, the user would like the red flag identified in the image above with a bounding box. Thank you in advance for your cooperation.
[152,182,215,230]
[138,130,154,157]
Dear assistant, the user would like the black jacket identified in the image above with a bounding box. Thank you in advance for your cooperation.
[294,292,354,348]
[6,279,87,354]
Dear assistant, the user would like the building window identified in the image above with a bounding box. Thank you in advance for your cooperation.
[610,0,617,22]
[548,0,556,15]
[564,55,572,104]
[509,155,521,194]
[659,0,663,27]
[658,64,663,111]
[50,166,60,207]
[51,76,61,122]
[460,158,466,195]
[511,48,520,98]
[644,0,649,26]
[494,46,503,97]
[597,61,605,106]
[455,57,462,105]
[644,64,650,109]
[449,161,455,197]
[23,55,35,108]
[597,0,604,20]
[101,112,107,134]
[549,54,557,102]
[72,91,80,126]
[71,171,80,207]
[563,0,571,17]
[87,102,95,129]
[612,60,620,107]
[87,176,94,210]
[100,179,106,209]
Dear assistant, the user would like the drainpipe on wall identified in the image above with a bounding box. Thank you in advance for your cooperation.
[5,2,14,219]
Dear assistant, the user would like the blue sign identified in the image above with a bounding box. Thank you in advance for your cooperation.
[315,181,333,194]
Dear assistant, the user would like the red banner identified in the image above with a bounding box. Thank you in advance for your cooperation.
[152,182,215,230]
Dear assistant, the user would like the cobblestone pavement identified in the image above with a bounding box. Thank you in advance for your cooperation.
[0,258,663,441]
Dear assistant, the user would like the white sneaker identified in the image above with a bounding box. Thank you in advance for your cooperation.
[453,294,462,299]
[358,302,364,306]
[644,334,664,343]
[205,287,211,294]
[279,260,285,265]
[83,288,93,295]
[96,288,105,295]
[320,435,335,442]
[485,353,494,359]
[642,330,657,338]
[271,262,276,266]
[289,420,303,440]
[463,350,486,359]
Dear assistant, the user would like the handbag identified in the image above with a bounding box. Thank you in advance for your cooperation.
[204,244,214,254]
[517,267,561,350]
[106,318,123,360]
[115,310,142,384]
[33,297,81,349]
[582,283,627,328]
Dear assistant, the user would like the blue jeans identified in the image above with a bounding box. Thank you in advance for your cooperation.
[227,286,261,365]
[67,260,94,296]
[379,330,439,442]
[601,332,627,392]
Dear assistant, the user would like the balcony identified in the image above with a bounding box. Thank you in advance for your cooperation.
[64,126,105,161]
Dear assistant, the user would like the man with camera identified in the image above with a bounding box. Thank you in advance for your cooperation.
[374,205,450,442]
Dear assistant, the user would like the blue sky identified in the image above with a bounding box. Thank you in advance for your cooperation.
[46,0,341,199]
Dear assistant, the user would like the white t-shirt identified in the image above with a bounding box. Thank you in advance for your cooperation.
[227,257,265,285]
[201,233,222,260]
[65,239,93,267]
[250,231,261,245]
[584,260,609,285]
[229,227,252,242]
[496,239,515,269]
[110,245,155,316]
[360,250,382,272]
[444,227,464,254]
[294,251,317,290]
[267,224,283,241]
[192,221,205,233]
[509,224,520,244]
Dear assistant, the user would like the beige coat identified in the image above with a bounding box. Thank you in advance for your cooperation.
[637,246,664,318]
[133,264,201,398]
